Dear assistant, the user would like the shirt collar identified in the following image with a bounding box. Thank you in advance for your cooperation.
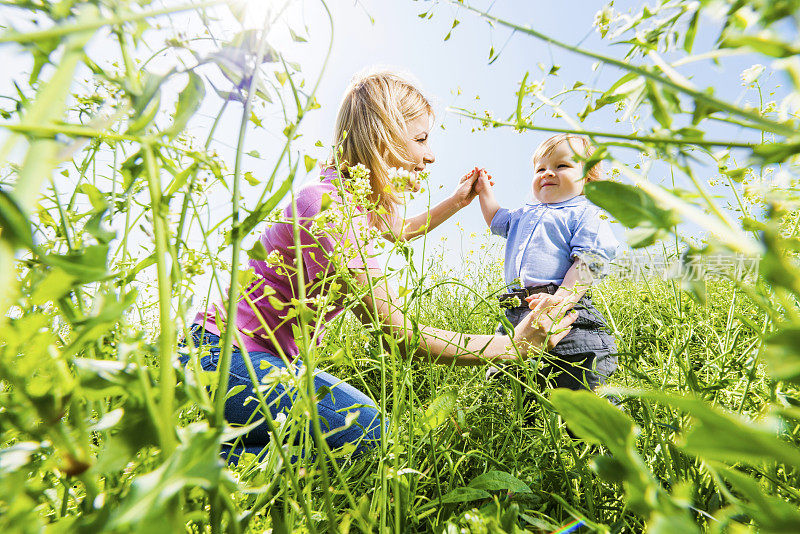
[526,195,586,209]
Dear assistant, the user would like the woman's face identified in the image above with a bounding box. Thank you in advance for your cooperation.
[402,114,435,181]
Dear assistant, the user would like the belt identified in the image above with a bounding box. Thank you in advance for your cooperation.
[497,283,558,305]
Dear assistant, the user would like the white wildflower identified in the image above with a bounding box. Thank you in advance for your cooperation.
[740,64,765,86]
[387,167,415,193]
[594,4,616,37]
[346,163,373,203]
[265,249,282,267]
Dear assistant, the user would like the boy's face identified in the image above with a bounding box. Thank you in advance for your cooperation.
[531,140,586,204]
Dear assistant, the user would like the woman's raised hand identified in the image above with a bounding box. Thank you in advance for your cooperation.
[452,167,493,208]
[511,293,578,357]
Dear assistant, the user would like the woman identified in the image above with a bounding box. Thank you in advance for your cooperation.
[184,71,577,463]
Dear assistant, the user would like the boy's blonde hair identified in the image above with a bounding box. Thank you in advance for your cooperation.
[532,134,602,182]
[332,70,434,226]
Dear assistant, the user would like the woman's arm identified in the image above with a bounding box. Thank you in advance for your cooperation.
[383,169,481,242]
[351,269,577,366]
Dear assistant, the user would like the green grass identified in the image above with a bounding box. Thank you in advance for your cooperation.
[4,1,800,531]
[290,249,788,533]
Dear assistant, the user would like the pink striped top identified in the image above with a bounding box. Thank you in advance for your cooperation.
[195,167,380,357]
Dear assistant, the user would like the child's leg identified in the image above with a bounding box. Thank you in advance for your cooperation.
[542,328,617,391]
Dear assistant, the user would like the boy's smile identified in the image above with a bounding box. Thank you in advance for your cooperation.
[531,140,586,204]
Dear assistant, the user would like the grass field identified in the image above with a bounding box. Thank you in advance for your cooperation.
[3,1,800,532]
[238,245,784,533]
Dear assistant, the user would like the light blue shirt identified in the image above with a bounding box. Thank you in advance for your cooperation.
[490,195,619,290]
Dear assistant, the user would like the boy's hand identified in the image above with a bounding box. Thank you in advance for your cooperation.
[452,167,481,208]
[473,169,494,195]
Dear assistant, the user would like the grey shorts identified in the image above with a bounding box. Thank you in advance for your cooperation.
[495,293,617,391]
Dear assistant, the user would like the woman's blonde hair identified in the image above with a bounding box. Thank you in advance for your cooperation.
[532,133,603,182]
[331,70,434,226]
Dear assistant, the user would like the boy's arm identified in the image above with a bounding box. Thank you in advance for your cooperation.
[476,169,501,227]
[554,258,594,305]
[530,258,593,320]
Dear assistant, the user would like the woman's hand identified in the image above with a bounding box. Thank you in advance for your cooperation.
[511,293,578,357]
[452,167,493,209]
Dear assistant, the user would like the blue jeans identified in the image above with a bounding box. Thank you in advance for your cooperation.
[179,325,382,464]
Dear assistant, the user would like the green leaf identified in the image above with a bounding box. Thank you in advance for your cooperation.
[763,327,800,383]
[647,81,672,129]
[752,140,800,165]
[592,72,643,111]
[683,9,699,53]
[627,226,668,248]
[163,71,205,139]
[304,155,317,173]
[30,268,75,305]
[716,466,800,532]
[77,183,109,213]
[723,167,748,183]
[591,455,629,484]
[418,390,457,433]
[721,33,800,58]
[120,253,156,286]
[10,7,94,213]
[108,423,230,529]
[585,181,679,231]
[244,171,260,186]
[550,389,638,454]
[121,150,146,191]
[439,487,490,504]
[418,487,490,510]
[239,163,296,236]
[164,162,198,199]
[247,240,269,261]
[468,471,532,493]
[249,111,263,128]
[127,88,161,134]
[289,28,307,42]
[0,189,35,249]
[691,97,722,125]
[644,393,800,467]
[44,244,110,283]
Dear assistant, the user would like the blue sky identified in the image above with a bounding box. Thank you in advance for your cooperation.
[207,0,777,268]
[1,0,783,282]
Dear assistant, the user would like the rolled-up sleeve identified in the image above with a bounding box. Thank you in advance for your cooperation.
[490,208,514,238]
[569,206,619,277]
